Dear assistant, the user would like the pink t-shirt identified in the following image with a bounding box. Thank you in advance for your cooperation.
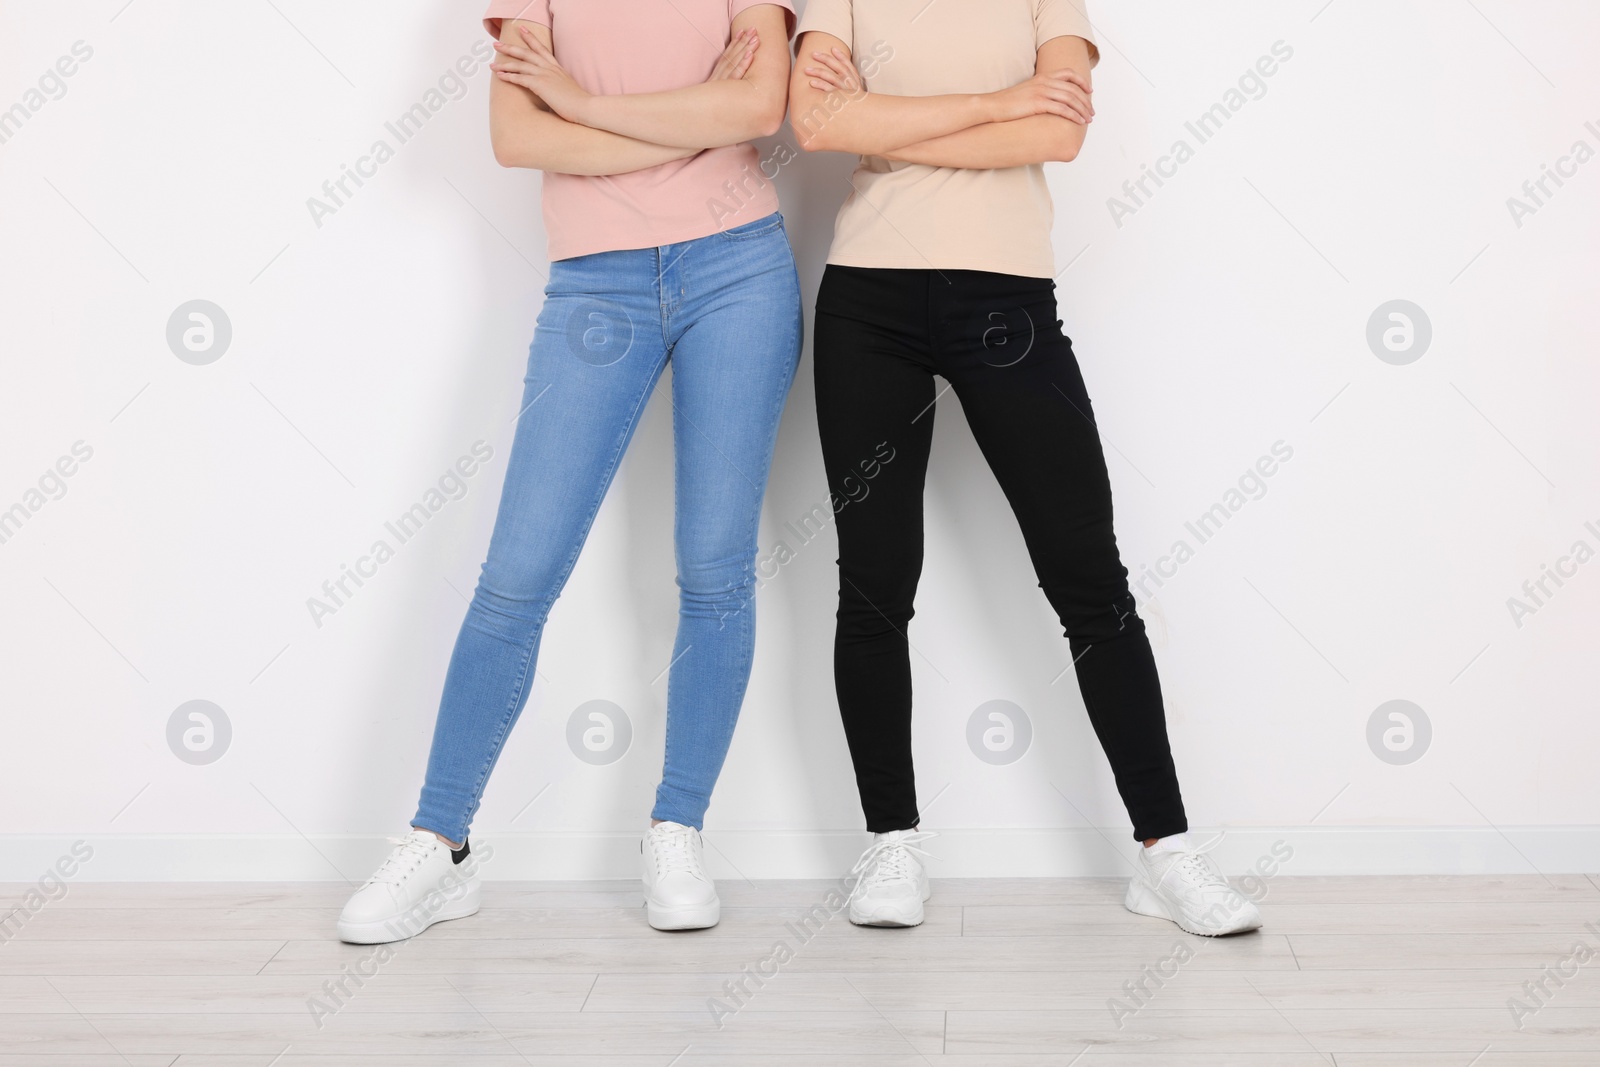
[484,0,795,261]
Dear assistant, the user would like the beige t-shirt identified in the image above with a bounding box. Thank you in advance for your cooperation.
[794,0,1098,278]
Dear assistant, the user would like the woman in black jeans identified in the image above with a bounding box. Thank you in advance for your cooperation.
[790,0,1261,935]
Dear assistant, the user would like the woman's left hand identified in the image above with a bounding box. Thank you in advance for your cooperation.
[492,25,592,123]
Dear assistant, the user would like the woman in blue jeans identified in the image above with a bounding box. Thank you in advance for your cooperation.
[338,0,800,941]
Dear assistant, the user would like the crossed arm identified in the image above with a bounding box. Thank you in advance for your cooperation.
[487,5,792,175]
[788,33,1096,169]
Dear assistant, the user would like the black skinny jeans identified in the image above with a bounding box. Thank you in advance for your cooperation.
[813,265,1187,842]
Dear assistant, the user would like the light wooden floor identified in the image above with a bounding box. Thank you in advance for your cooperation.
[4,875,1600,1065]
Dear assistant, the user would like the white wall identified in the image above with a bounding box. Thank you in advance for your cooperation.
[2,0,1597,881]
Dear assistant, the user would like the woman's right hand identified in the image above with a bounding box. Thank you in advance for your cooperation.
[708,28,761,82]
[984,69,1094,125]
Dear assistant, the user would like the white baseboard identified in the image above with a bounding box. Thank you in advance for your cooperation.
[2,827,1597,882]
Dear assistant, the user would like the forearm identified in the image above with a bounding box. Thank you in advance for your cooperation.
[567,6,789,151]
[792,89,993,156]
[492,106,695,175]
[578,81,784,150]
[881,115,1085,169]
[487,17,695,175]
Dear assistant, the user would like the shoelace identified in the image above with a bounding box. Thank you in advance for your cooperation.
[1152,832,1230,892]
[366,833,435,887]
[651,826,702,877]
[849,830,936,897]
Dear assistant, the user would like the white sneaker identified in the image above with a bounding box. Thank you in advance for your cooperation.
[1125,832,1263,936]
[337,830,483,944]
[847,829,934,927]
[641,822,720,931]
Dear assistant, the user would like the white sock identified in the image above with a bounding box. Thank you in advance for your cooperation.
[1147,832,1194,853]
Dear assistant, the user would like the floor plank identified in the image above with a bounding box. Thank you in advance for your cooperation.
[6,876,1600,1062]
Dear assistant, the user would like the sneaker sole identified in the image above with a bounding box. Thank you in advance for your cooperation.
[848,907,924,928]
[646,899,720,931]
[848,883,932,928]
[1124,877,1261,937]
[337,883,482,944]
